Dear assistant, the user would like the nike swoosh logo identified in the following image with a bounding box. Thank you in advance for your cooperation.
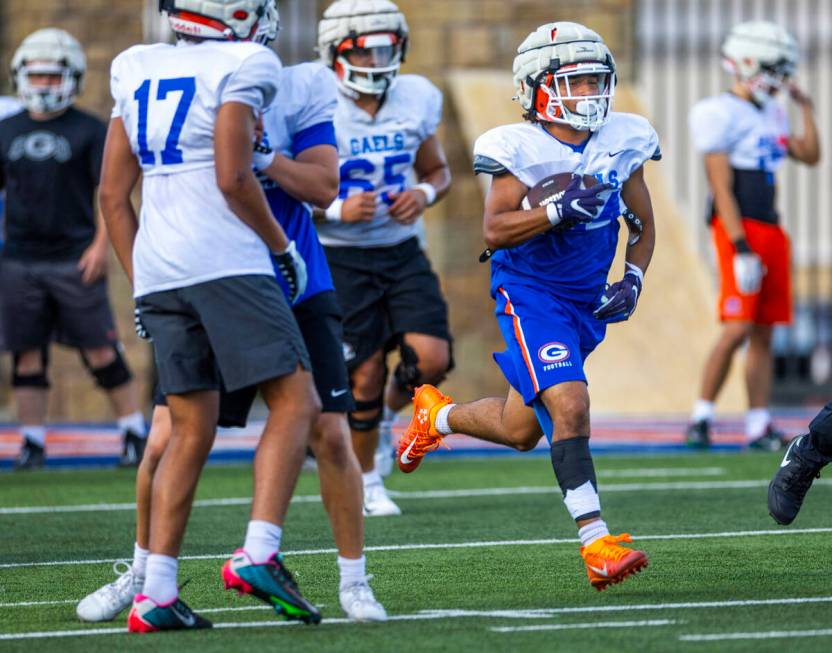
[170,604,196,627]
[400,438,418,466]
[608,150,625,157]
[780,435,803,467]
[570,198,594,218]
[330,388,349,398]
[587,563,609,577]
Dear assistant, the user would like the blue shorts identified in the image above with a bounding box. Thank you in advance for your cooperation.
[493,283,606,437]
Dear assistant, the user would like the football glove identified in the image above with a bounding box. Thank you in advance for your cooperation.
[252,141,276,172]
[732,239,763,295]
[272,240,307,304]
[134,307,151,341]
[593,271,642,323]
[548,176,613,230]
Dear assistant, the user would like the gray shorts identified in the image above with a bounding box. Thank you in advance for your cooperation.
[0,257,118,352]
[137,275,310,395]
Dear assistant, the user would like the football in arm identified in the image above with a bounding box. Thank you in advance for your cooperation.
[521,173,599,210]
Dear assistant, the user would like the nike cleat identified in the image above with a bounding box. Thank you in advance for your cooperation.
[222,549,321,624]
[685,420,711,449]
[127,594,212,633]
[339,576,387,622]
[14,438,45,471]
[768,434,831,525]
[118,430,147,467]
[77,561,143,622]
[363,479,401,517]
[749,424,788,452]
[580,533,648,591]
[397,385,453,473]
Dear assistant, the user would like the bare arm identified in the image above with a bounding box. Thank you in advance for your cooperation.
[260,144,339,208]
[215,102,289,253]
[98,117,141,284]
[388,134,452,224]
[703,152,746,243]
[787,86,821,165]
[482,172,550,250]
[619,165,655,273]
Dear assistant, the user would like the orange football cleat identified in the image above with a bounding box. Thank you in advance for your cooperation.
[580,533,648,591]
[397,385,453,473]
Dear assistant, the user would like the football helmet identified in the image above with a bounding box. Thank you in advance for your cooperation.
[159,0,279,44]
[722,21,798,105]
[318,0,409,97]
[11,28,86,114]
[513,22,616,132]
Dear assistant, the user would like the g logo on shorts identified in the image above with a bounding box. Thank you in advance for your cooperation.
[538,342,570,364]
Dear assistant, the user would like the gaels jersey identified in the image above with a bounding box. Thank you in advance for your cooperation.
[474,113,660,303]
[689,93,790,224]
[110,40,282,297]
[259,63,338,304]
[316,74,442,248]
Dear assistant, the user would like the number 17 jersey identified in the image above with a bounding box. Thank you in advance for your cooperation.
[110,40,282,298]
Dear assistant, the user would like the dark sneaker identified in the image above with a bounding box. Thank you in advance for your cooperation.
[127,594,212,633]
[119,430,147,467]
[685,420,711,449]
[14,438,45,471]
[222,549,321,624]
[749,425,787,452]
[768,434,831,525]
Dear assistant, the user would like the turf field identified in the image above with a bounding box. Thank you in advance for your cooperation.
[1,451,831,652]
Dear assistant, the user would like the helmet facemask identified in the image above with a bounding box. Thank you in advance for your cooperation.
[532,61,615,132]
[334,32,404,97]
[16,60,78,114]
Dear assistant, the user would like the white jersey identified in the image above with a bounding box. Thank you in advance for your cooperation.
[110,40,282,297]
[689,93,789,172]
[317,74,443,248]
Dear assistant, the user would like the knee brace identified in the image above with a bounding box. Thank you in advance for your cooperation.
[11,351,50,388]
[348,396,384,432]
[87,347,133,390]
[393,340,423,395]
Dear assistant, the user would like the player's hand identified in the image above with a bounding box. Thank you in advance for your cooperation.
[593,272,642,323]
[551,176,613,230]
[733,251,763,295]
[78,241,108,285]
[341,192,377,223]
[134,307,151,341]
[272,240,307,304]
[788,83,813,108]
[388,189,428,225]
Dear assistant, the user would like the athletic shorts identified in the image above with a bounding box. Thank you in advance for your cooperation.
[138,275,309,396]
[712,217,792,325]
[0,257,118,352]
[323,237,451,369]
[154,291,354,427]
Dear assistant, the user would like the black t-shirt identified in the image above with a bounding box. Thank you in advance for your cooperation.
[0,107,106,261]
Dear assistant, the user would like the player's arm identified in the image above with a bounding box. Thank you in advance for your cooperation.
[482,172,553,249]
[98,117,141,284]
[389,135,451,224]
[619,165,655,273]
[260,144,339,208]
[703,152,746,243]
[787,85,821,165]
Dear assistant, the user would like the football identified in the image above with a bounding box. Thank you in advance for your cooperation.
[521,173,599,210]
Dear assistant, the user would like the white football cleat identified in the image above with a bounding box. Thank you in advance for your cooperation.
[340,576,387,622]
[76,561,143,622]
[363,479,401,517]
[375,418,395,478]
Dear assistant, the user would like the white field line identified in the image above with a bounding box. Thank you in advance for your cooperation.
[0,599,77,608]
[680,628,832,642]
[492,619,676,633]
[2,527,832,571]
[3,476,823,517]
[596,467,724,478]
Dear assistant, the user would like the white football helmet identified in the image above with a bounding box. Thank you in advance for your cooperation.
[722,21,798,105]
[159,0,279,44]
[513,22,616,132]
[318,0,409,97]
[11,29,86,114]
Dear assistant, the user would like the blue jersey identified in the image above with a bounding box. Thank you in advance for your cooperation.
[474,114,660,304]
[259,63,339,304]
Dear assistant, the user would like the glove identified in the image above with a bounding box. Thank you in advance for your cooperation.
[732,240,763,294]
[252,141,276,171]
[549,176,614,230]
[272,240,307,304]
[593,271,642,323]
[134,307,151,341]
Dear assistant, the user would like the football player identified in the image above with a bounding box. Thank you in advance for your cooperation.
[686,21,820,451]
[396,22,660,591]
[78,1,385,625]
[316,0,453,516]
[98,0,319,632]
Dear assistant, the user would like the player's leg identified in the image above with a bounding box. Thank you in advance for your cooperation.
[11,349,49,470]
[442,387,542,449]
[745,324,784,450]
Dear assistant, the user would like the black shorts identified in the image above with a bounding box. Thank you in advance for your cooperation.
[323,237,451,369]
[139,275,309,396]
[153,291,354,427]
[0,257,118,352]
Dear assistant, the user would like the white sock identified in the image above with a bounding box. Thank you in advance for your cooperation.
[142,554,178,605]
[337,555,367,591]
[691,400,715,424]
[21,425,46,447]
[118,411,147,438]
[243,520,282,564]
[578,519,610,547]
[435,404,456,436]
[362,469,382,488]
[382,405,395,423]
[746,408,771,440]
[132,543,149,578]
[563,480,602,521]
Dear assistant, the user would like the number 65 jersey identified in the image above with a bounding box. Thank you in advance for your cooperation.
[110,40,282,298]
